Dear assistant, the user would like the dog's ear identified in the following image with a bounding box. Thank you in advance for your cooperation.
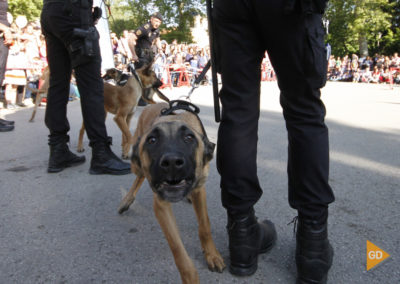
[202,135,215,164]
[131,138,142,171]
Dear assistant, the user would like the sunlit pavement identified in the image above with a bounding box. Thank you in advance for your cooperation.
[0,82,399,283]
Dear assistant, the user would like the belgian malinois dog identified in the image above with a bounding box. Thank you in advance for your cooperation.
[118,102,226,284]
[77,65,164,159]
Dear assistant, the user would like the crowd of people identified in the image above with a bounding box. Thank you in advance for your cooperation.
[0,18,47,109]
[111,31,213,86]
[327,53,400,84]
[1,22,400,112]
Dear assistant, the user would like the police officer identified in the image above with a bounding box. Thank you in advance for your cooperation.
[129,12,162,106]
[41,0,131,175]
[131,12,162,69]
[213,0,334,283]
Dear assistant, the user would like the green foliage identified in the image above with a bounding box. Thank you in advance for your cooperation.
[109,0,204,42]
[325,0,394,56]
[8,0,42,22]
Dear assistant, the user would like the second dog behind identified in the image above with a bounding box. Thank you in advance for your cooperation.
[77,64,163,159]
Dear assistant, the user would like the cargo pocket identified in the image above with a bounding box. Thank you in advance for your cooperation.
[304,14,327,88]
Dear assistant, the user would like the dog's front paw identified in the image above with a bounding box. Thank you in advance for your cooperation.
[205,251,226,273]
[121,153,130,160]
[118,198,134,214]
[77,146,85,153]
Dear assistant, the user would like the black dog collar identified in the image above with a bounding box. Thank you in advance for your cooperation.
[160,100,207,138]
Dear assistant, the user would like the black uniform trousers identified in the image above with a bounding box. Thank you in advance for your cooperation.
[41,2,108,146]
[214,0,335,221]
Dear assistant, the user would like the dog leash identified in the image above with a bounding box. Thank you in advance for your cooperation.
[127,63,145,89]
[179,61,211,102]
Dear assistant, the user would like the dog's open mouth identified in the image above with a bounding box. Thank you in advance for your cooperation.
[156,179,192,202]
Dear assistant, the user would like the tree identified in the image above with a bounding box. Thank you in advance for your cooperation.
[325,0,392,57]
[380,0,400,54]
[8,0,42,22]
[109,0,153,35]
[109,0,205,42]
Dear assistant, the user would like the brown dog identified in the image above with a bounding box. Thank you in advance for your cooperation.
[118,102,226,283]
[27,66,50,122]
[77,65,164,158]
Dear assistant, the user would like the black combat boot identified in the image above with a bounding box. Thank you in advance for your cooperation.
[0,118,14,125]
[227,209,277,276]
[90,141,131,175]
[296,217,333,284]
[0,118,14,132]
[48,141,86,173]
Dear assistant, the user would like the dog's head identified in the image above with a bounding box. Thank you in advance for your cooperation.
[103,68,124,82]
[132,116,215,202]
[136,64,163,89]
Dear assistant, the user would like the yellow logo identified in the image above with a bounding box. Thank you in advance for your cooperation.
[366,240,390,271]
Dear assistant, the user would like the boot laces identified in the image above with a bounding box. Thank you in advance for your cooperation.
[287,216,298,236]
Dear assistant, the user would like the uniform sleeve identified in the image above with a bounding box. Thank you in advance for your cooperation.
[134,24,147,39]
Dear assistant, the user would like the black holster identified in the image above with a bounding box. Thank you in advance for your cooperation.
[69,27,99,68]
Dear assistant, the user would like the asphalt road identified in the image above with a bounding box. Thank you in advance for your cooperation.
[0,82,399,284]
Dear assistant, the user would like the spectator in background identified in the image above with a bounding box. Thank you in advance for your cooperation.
[361,67,372,83]
[118,30,132,64]
[351,54,358,71]
[197,48,208,69]
[391,52,400,68]
[3,30,27,109]
[370,66,380,83]
[380,67,391,84]
[352,68,361,83]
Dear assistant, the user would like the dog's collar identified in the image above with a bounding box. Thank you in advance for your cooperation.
[160,100,207,138]
[160,100,200,116]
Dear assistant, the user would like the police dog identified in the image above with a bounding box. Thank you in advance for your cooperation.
[77,64,164,158]
[118,102,225,284]
[103,67,170,103]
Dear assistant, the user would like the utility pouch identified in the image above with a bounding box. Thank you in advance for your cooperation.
[68,27,99,68]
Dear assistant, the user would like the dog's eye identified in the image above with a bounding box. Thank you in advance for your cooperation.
[147,136,157,144]
[184,134,194,143]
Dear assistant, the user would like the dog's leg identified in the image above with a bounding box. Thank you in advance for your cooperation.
[191,187,226,272]
[153,195,200,284]
[118,175,145,214]
[122,111,134,149]
[77,122,85,152]
[29,92,42,122]
[114,112,133,159]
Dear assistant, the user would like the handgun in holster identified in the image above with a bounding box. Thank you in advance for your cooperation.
[69,27,99,67]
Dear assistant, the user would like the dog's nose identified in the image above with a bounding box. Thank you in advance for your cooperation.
[154,79,163,88]
[159,153,185,172]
